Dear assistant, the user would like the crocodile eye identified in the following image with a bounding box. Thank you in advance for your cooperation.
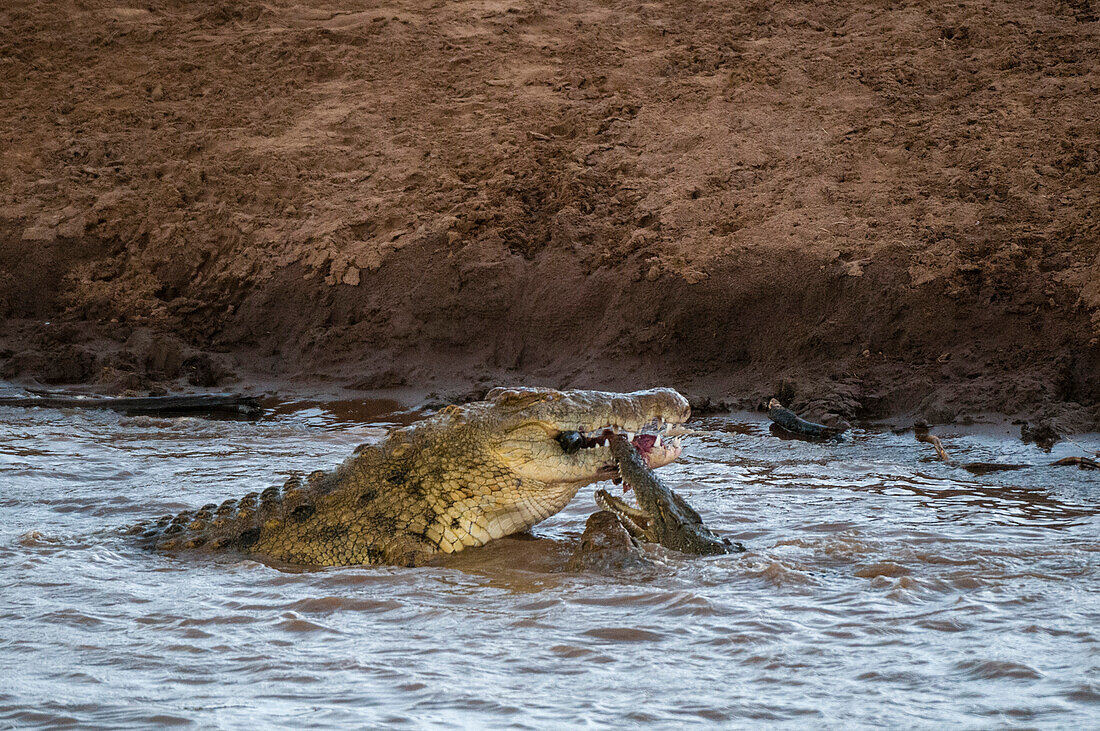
[556,431,584,454]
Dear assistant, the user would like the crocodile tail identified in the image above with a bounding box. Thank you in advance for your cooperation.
[128,472,325,553]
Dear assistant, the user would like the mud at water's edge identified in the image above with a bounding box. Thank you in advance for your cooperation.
[1,239,1097,433]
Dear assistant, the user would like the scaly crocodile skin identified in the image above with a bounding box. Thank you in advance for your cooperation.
[130,387,689,566]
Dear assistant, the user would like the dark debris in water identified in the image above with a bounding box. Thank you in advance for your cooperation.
[960,462,1031,476]
[0,392,263,419]
[1050,456,1099,470]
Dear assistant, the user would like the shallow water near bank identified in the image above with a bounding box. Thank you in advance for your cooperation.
[1,401,1098,728]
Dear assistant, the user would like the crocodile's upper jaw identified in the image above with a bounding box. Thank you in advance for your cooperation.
[487,387,690,487]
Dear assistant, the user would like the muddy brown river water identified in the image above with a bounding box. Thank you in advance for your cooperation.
[2,400,1097,728]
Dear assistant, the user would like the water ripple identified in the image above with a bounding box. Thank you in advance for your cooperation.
[0,407,1097,727]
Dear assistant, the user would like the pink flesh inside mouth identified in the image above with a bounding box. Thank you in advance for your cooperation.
[633,433,657,455]
[598,432,676,493]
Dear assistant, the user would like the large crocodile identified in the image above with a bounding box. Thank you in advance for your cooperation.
[129,387,690,567]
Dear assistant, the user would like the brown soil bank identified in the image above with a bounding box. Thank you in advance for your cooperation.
[2,0,1099,427]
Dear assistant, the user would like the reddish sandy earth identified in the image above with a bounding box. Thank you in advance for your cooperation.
[1,0,1098,428]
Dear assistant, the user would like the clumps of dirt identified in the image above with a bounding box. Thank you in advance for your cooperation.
[0,346,97,385]
[1020,421,1061,451]
[0,0,1098,426]
[0,321,236,394]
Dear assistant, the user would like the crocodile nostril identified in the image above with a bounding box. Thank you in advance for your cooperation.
[556,431,585,453]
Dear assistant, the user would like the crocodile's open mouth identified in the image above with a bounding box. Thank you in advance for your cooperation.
[595,488,653,533]
[556,422,685,485]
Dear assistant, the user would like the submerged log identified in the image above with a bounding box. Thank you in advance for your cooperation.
[1050,456,1099,470]
[959,462,1030,475]
[0,393,263,418]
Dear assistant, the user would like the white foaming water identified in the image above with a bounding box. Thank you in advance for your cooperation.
[1,403,1097,727]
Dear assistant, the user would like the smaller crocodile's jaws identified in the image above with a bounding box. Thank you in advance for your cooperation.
[130,387,690,567]
[597,434,742,556]
[566,510,657,572]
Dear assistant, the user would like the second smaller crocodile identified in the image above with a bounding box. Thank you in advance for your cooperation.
[594,435,743,556]
[767,398,848,439]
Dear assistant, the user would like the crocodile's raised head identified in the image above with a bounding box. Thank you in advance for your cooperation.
[131,387,690,567]
[481,386,689,488]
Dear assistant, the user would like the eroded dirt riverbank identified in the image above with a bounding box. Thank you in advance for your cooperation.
[1,0,1098,427]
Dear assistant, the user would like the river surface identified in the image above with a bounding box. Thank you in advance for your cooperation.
[1,399,1098,728]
